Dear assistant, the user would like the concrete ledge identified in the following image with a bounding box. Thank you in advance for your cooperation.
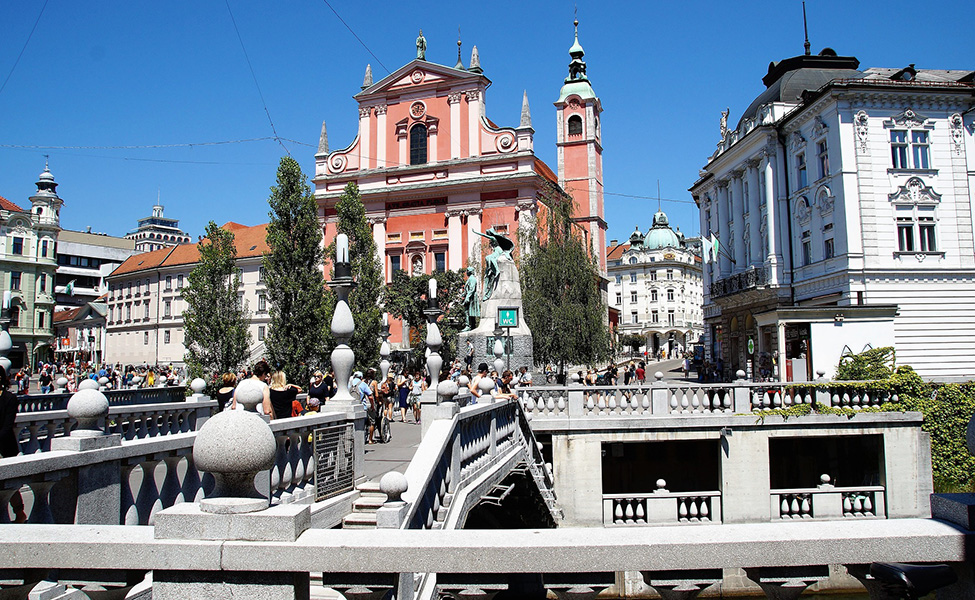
[50,433,122,452]
[154,502,310,542]
[931,493,975,530]
[0,519,970,574]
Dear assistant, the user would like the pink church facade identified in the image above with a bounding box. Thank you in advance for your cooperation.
[313,28,606,347]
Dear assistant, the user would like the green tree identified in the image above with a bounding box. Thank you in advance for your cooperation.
[520,187,611,378]
[263,157,329,384]
[836,346,895,381]
[182,221,251,389]
[324,182,383,371]
[620,333,644,357]
[385,268,466,370]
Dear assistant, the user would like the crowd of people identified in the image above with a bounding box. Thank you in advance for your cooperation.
[11,361,187,395]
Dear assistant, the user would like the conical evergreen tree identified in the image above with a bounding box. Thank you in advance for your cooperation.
[324,182,383,371]
[182,221,252,387]
[263,157,329,384]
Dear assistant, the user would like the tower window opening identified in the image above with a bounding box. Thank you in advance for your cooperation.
[568,115,583,136]
[410,124,428,165]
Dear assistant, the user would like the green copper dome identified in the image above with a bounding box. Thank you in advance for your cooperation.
[645,210,681,250]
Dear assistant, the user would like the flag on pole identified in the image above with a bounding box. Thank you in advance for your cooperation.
[65,279,76,296]
[710,233,720,258]
[701,236,713,264]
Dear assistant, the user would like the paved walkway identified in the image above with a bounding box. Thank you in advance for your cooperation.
[361,416,424,481]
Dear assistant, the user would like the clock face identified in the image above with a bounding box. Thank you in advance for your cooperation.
[410,101,426,119]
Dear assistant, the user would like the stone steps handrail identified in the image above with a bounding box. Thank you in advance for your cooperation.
[0,409,357,526]
[14,399,218,454]
[17,386,188,413]
[772,484,887,520]
[603,490,722,526]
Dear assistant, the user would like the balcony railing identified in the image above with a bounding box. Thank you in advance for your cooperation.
[710,265,769,298]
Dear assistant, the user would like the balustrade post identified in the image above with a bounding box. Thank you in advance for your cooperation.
[651,372,669,415]
[567,373,584,417]
[489,408,498,459]
[643,570,722,600]
[743,567,828,600]
[815,376,832,407]
[732,374,752,413]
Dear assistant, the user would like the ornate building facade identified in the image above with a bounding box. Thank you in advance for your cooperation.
[691,48,975,381]
[313,27,606,347]
[0,166,62,369]
[607,210,703,357]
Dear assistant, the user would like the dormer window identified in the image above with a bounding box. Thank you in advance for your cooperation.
[568,115,583,136]
[410,124,428,166]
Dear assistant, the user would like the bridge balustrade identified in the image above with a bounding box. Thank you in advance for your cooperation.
[17,385,187,413]
[0,409,361,526]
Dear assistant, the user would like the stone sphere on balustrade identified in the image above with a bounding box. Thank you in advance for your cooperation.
[67,388,110,437]
[478,373,496,400]
[98,376,109,387]
[235,378,265,411]
[379,471,408,503]
[56,377,68,389]
[78,379,99,391]
[190,378,206,394]
[437,379,458,403]
[193,409,276,513]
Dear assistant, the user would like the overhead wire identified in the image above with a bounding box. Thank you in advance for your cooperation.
[319,0,390,74]
[224,0,290,156]
[0,0,49,97]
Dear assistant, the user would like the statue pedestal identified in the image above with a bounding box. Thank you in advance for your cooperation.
[462,256,533,373]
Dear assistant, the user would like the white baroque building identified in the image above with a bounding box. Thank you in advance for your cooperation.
[607,210,703,358]
[690,48,975,381]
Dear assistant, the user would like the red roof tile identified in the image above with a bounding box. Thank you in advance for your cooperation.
[54,306,84,323]
[110,223,270,277]
[0,195,24,213]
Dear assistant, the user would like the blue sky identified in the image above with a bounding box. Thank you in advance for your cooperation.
[1,1,972,246]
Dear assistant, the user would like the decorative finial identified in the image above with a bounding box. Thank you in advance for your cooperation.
[43,154,50,170]
[802,1,811,56]
[362,64,373,90]
[318,121,329,154]
[416,29,427,61]
[469,45,482,74]
[520,90,532,128]
[454,29,465,70]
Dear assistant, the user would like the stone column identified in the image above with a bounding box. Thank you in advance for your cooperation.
[428,120,438,164]
[358,106,372,169]
[732,171,746,272]
[467,208,483,260]
[448,93,462,159]
[374,104,388,169]
[763,146,780,279]
[369,217,387,278]
[776,321,787,383]
[446,210,463,270]
[466,90,481,157]
[516,199,536,257]
[715,181,731,277]
[746,160,762,268]
[720,427,771,523]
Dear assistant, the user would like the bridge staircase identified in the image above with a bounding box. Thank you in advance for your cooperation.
[341,480,386,529]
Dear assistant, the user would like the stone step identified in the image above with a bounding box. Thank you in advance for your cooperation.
[357,480,383,494]
[342,512,378,529]
[352,495,386,513]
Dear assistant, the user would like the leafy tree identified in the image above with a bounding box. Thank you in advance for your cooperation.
[620,333,644,356]
[323,182,383,371]
[836,346,895,380]
[182,221,251,389]
[385,268,466,370]
[263,157,329,384]
[520,187,611,377]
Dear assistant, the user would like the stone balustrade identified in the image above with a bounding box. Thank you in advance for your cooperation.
[14,399,217,454]
[0,518,972,600]
[0,409,360,526]
[604,490,722,526]
[402,397,556,530]
[17,385,187,413]
[772,476,886,520]
[521,379,899,421]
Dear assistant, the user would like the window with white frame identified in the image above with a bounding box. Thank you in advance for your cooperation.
[258,294,267,312]
[823,223,834,260]
[651,289,658,302]
[177,274,183,289]
[615,292,622,305]
[144,332,149,345]
[630,311,638,324]
[650,271,657,281]
[165,275,172,290]
[666,269,674,280]
[896,204,937,252]
[890,130,930,169]
[144,302,149,319]
[629,273,637,283]
[258,326,265,341]
[630,291,637,303]
[667,310,676,326]
[801,231,812,266]
[629,257,638,265]
[651,309,659,323]
[164,300,171,318]
[614,274,622,285]
[817,140,829,179]
[164,330,171,344]
[796,153,808,190]
[666,288,674,302]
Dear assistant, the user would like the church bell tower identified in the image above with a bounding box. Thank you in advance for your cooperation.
[555,20,607,273]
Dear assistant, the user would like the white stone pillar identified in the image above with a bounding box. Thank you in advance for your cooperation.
[446,211,463,270]
[763,147,780,282]
[732,171,746,272]
[358,106,372,169]
[466,208,482,260]
[428,121,438,164]
[370,217,387,278]
[466,90,481,157]
[517,200,536,258]
[747,160,762,268]
[375,104,387,169]
[776,320,787,383]
[715,181,731,277]
[448,92,462,159]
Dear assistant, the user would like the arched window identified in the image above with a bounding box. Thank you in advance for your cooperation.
[410,124,428,165]
[568,115,583,136]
